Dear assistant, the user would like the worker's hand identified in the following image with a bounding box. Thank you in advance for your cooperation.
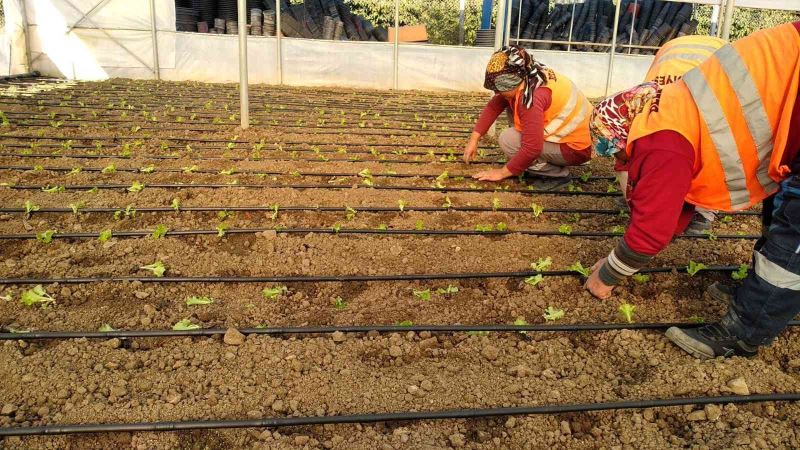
[472,167,513,182]
[463,139,479,164]
[584,257,614,300]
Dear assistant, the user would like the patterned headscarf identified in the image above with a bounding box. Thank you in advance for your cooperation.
[484,45,550,109]
[590,82,661,157]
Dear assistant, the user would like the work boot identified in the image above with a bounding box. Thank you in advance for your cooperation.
[685,211,713,234]
[707,282,735,303]
[666,322,758,359]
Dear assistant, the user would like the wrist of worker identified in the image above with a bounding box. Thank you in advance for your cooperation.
[598,240,653,285]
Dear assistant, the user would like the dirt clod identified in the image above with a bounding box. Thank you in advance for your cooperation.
[388,345,403,358]
[448,433,466,447]
[331,331,346,343]
[705,404,722,421]
[727,377,750,395]
[687,410,707,421]
[223,328,245,346]
[482,345,500,361]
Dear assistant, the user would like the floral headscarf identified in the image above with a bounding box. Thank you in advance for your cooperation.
[590,82,661,157]
[484,45,550,109]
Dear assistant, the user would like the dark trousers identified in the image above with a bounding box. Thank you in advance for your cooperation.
[726,175,800,346]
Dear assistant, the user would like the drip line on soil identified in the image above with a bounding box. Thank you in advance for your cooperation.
[5,322,799,341]
[6,183,622,196]
[0,205,759,216]
[0,265,742,285]
[0,228,760,241]
[1,394,798,437]
[0,164,615,182]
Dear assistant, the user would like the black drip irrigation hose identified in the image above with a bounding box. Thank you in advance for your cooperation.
[0,134,467,148]
[0,152,491,166]
[6,183,622,196]
[0,265,742,285]
[5,321,799,341]
[0,227,761,241]
[0,164,614,182]
[1,394,799,437]
[0,205,760,216]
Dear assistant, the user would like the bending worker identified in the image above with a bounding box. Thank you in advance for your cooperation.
[463,46,592,184]
[616,35,727,233]
[585,22,800,359]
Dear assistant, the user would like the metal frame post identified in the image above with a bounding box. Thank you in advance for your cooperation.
[459,0,466,46]
[494,0,506,49]
[566,0,576,52]
[392,0,399,89]
[627,0,637,54]
[238,0,250,129]
[276,0,283,84]
[503,0,512,46]
[710,4,721,37]
[604,0,623,96]
[19,0,33,73]
[721,0,735,40]
[148,0,160,80]
[514,0,522,43]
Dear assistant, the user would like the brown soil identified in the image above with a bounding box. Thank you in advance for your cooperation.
[0,79,794,450]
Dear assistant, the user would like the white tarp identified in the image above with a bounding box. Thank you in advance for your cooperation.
[3,0,29,75]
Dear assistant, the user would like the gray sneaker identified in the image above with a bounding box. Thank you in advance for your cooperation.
[685,212,713,234]
[666,323,758,359]
[708,282,736,303]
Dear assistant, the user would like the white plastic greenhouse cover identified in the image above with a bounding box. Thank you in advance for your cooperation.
[3,0,655,97]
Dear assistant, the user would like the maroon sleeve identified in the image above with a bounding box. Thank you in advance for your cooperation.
[597,130,695,285]
[473,94,509,135]
[623,130,695,255]
[505,88,553,176]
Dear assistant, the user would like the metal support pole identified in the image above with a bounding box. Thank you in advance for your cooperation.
[494,0,507,49]
[19,0,32,73]
[627,0,637,54]
[604,0,623,96]
[459,0,466,46]
[276,0,283,85]
[566,1,576,52]
[514,0,522,42]
[503,0,512,46]
[148,0,160,80]
[721,0,734,41]
[710,5,720,37]
[237,0,249,130]
[392,0,399,89]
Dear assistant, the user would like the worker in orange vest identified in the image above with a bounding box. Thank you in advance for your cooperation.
[615,35,727,233]
[464,46,592,189]
[586,22,800,359]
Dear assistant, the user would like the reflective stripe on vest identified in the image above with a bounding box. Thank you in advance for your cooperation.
[682,44,779,210]
[542,82,589,141]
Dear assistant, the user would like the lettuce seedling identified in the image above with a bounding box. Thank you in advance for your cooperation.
[128,181,145,193]
[436,285,459,296]
[217,210,235,220]
[332,223,342,233]
[170,198,180,211]
[140,261,166,277]
[98,229,112,242]
[98,324,116,332]
[475,224,494,232]
[413,289,432,301]
[377,224,388,231]
[270,204,279,221]
[558,224,573,235]
[333,296,347,309]
[632,273,650,284]
[186,296,214,306]
[345,206,357,220]
[414,220,424,231]
[219,167,236,175]
[397,320,414,327]
[68,167,82,176]
[443,196,453,208]
[530,203,544,218]
[151,224,168,239]
[531,257,552,272]
[688,315,705,324]
[172,319,200,331]
[436,170,449,182]
[567,183,583,192]
[42,185,64,193]
[262,286,288,299]
[491,197,501,210]
[611,225,626,235]
[701,229,718,241]
[101,163,116,174]
[619,303,636,323]
[496,222,508,232]
[524,274,544,286]
[579,172,592,183]
[64,200,84,215]
[139,165,155,174]
[543,306,565,322]
[182,165,198,173]
[20,285,55,308]
[569,262,590,277]
[721,215,733,224]
[686,261,708,277]
[731,264,749,281]
[36,230,55,244]
[216,223,229,237]
[397,199,407,212]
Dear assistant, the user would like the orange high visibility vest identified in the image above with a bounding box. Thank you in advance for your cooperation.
[645,35,727,85]
[628,23,800,212]
[512,69,592,150]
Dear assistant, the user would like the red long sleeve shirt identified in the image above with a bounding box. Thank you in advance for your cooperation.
[473,89,590,175]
